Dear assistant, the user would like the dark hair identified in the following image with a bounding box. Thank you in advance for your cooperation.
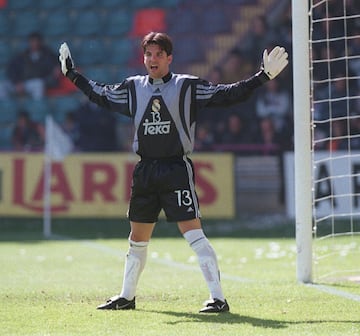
[141,32,173,55]
[28,31,43,41]
[18,110,29,119]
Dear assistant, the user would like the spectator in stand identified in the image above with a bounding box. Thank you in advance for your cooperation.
[221,49,253,83]
[12,110,45,151]
[256,116,282,155]
[239,16,275,67]
[272,4,292,54]
[61,111,80,150]
[194,122,214,151]
[74,101,118,152]
[207,66,223,85]
[349,120,360,150]
[327,119,349,151]
[313,126,328,150]
[221,113,254,145]
[346,0,360,15]
[348,36,360,88]
[344,93,360,150]
[2,32,59,100]
[255,79,290,132]
[330,74,356,119]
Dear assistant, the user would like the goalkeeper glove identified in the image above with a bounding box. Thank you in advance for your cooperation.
[59,42,75,76]
[262,46,288,80]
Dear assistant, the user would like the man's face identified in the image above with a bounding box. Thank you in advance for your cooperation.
[29,37,41,51]
[143,43,172,79]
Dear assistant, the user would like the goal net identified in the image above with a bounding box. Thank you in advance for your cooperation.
[310,0,360,283]
[293,0,360,283]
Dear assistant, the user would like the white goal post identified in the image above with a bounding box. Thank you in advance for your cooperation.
[292,0,313,283]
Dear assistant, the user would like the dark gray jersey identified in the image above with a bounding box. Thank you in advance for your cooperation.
[71,70,268,158]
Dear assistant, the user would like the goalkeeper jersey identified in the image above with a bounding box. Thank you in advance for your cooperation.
[70,70,268,158]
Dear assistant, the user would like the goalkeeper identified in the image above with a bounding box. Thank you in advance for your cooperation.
[59,32,288,313]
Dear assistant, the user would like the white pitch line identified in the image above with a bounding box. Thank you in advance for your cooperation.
[149,257,253,283]
[307,283,360,302]
[55,236,252,283]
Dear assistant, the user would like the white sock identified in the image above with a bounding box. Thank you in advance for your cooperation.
[183,229,225,301]
[119,239,148,300]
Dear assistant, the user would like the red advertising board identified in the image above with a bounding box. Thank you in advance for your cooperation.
[0,153,234,218]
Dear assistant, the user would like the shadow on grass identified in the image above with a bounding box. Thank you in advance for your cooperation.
[148,310,287,328]
[140,309,359,329]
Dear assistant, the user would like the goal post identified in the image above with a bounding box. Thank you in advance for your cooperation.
[292,0,313,283]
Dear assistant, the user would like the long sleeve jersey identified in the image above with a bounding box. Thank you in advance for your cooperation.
[68,70,269,158]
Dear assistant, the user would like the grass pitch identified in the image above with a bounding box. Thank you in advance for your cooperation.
[0,220,359,336]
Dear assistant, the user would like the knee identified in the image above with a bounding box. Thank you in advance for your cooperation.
[129,232,147,242]
[178,218,202,234]
[129,222,155,242]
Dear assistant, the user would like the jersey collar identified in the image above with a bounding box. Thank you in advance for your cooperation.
[149,72,172,85]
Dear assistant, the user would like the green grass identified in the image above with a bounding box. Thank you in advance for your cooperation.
[0,220,359,336]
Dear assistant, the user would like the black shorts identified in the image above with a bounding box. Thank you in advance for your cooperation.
[128,156,201,223]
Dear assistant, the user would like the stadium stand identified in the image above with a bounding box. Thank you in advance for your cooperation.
[42,10,73,37]
[102,0,125,7]
[37,0,63,10]
[19,98,50,123]
[72,10,103,36]
[107,38,136,67]
[10,11,43,37]
[0,99,18,123]
[0,123,12,150]
[104,10,134,37]
[6,0,33,10]
[166,9,199,36]
[130,8,167,37]
[199,6,231,34]
[0,10,9,36]
[129,0,165,9]
[69,0,98,10]
[81,65,114,84]
[73,38,107,66]
[0,99,18,150]
[172,36,205,65]
[0,41,9,67]
[49,95,82,124]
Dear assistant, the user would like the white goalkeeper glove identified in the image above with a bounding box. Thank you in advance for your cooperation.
[262,46,288,80]
[59,42,75,76]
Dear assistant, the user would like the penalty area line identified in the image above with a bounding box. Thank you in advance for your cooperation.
[307,283,360,302]
[50,234,252,283]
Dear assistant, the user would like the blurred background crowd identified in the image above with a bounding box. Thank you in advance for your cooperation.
[0,0,358,154]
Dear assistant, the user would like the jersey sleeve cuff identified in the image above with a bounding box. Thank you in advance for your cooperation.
[66,69,79,82]
[256,70,271,83]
